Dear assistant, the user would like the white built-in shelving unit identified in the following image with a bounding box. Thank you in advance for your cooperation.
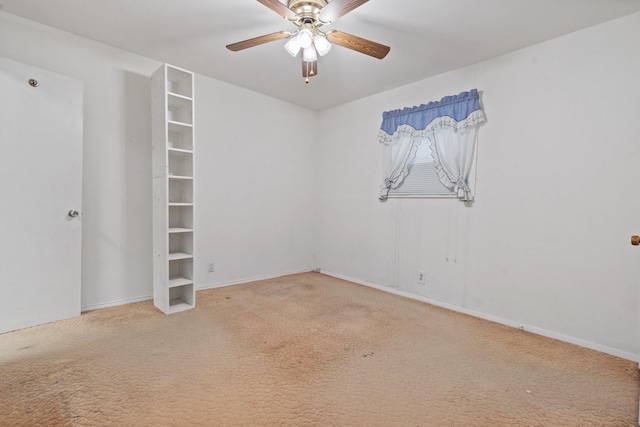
[151,64,195,314]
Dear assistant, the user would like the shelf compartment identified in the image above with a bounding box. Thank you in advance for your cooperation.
[168,284,195,313]
[169,232,193,259]
[168,122,193,151]
[168,179,193,204]
[168,150,193,177]
[169,258,193,283]
[166,66,193,98]
[167,93,193,125]
[168,205,193,230]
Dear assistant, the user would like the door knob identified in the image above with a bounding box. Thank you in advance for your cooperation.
[68,209,79,218]
[632,236,640,246]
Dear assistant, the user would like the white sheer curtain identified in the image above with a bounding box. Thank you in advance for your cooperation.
[378,130,420,200]
[429,125,479,201]
[378,89,486,202]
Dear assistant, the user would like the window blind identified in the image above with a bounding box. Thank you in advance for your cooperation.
[388,140,454,196]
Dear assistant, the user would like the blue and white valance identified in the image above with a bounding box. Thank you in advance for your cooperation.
[378,89,486,201]
[378,89,485,144]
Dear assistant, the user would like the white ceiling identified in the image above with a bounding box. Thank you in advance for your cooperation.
[2,0,640,110]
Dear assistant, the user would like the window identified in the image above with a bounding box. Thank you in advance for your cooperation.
[378,89,485,202]
[387,139,455,197]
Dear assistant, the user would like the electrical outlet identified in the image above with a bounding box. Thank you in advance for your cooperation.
[208,262,215,273]
[417,271,426,285]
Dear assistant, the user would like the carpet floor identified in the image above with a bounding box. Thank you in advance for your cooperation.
[0,272,637,426]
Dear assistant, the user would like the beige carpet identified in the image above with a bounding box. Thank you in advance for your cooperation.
[0,273,637,426]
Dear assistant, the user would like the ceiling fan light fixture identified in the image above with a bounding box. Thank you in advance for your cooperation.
[297,28,313,49]
[284,34,302,57]
[313,34,331,56]
[303,45,318,62]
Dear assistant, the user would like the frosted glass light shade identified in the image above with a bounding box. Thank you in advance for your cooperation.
[313,34,331,56]
[298,29,313,49]
[303,45,318,62]
[284,35,301,57]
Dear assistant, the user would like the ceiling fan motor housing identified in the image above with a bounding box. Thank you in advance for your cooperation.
[288,0,328,26]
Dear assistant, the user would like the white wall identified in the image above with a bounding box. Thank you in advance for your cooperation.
[315,13,640,360]
[0,11,316,310]
[194,76,316,288]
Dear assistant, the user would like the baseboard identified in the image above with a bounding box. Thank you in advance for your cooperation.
[82,294,153,312]
[319,269,638,363]
[197,268,314,292]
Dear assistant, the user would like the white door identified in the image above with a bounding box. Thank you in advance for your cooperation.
[0,57,83,334]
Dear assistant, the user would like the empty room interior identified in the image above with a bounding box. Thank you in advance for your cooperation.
[2,0,640,425]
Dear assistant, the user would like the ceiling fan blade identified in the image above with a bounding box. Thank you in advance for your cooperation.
[257,0,298,21]
[302,59,318,78]
[226,31,291,52]
[319,0,369,24]
[326,30,390,59]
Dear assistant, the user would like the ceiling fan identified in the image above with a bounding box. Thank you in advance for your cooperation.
[226,0,390,83]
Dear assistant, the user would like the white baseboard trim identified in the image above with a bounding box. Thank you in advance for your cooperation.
[197,268,313,292]
[82,294,152,312]
[319,269,638,363]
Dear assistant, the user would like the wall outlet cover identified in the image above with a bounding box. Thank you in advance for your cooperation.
[418,271,426,285]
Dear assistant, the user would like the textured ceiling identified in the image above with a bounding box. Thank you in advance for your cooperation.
[2,0,640,110]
